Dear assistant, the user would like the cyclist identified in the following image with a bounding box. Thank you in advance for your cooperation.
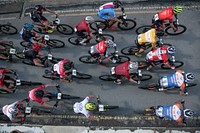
[159,70,195,96]
[75,16,96,45]
[89,39,116,63]
[112,61,140,84]
[2,99,27,122]
[0,68,16,93]
[52,59,74,82]
[152,6,183,31]
[146,45,176,70]
[73,95,96,119]
[152,99,194,126]
[31,5,58,32]
[28,84,57,108]
[98,0,124,29]
[135,28,164,57]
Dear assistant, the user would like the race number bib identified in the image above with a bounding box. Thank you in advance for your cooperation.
[153,14,159,21]
[161,77,168,87]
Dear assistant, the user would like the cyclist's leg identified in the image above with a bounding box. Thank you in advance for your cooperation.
[3,75,15,89]
[33,58,44,67]
[114,75,122,84]
[76,32,88,45]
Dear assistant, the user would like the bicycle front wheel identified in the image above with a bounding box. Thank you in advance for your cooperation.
[1,24,18,35]
[135,25,152,34]
[138,61,150,69]
[79,56,98,64]
[121,46,139,55]
[96,34,114,43]
[90,21,107,30]
[15,51,25,59]
[161,61,184,69]
[99,75,117,81]
[20,41,32,48]
[56,24,74,35]
[73,72,92,79]
[68,36,82,45]
[131,73,152,81]
[114,55,130,63]
[118,19,137,30]
[186,83,197,88]
[138,83,159,90]
[47,39,65,48]
[165,25,187,35]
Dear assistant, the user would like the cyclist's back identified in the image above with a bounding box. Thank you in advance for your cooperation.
[158,7,174,22]
[138,28,156,46]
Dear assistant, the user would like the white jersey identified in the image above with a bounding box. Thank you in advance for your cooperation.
[77,96,90,118]
[2,101,19,121]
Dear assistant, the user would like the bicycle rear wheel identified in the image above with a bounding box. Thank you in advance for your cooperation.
[90,21,107,30]
[68,36,82,45]
[47,39,65,48]
[95,34,114,43]
[22,60,35,66]
[1,24,18,35]
[79,56,98,64]
[121,46,139,55]
[118,19,137,30]
[135,25,152,34]
[165,25,187,35]
[113,55,130,64]
[138,61,150,69]
[138,83,159,90]
[131,73,152,81]
[15,51,25,59]
[43,74,60,80]
[0,89,9,94]
[56,24,74,35]
[161,61,184,69]
[73,72,92,79]
[20,41,32,48]
[99,75,117,81]
[0,42,14,48]
[33,24,46,34]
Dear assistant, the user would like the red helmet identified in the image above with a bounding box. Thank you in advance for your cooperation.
[32,44,41,52]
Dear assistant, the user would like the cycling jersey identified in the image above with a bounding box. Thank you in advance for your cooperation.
[28,85,46,104]
[160,70,185,90]
[137,28,157,48]
[0,69,6,87]
[146,46,169,65]
[75,19,91,34]
[158,103,182,122]
[53,60,69,78]
[31,9,47,23]
[157,7,174,22]
[115,61,130,79]
[20,28,36,42]
[24,48,38,61]
[2,101,20,121]
[76,96,90,118]
[90,40,107,56]
[98,2,115,20]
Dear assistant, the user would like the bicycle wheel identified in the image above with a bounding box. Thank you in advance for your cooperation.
[20,80,43,86]
[90,21,107,30]
[56,24,74,35]
[0,89,9,94]
[61,94,80,99]
[135,25,152,34]
[121,46,139,55]
[118,19,137,30]
[22,60,35,66]
[186,83,197,88]
[165,25,187,36]
[42,74,60,80]
[1,24,18,35]
[49,57,63,64]
[68,36,82,45]
[138,83,159,90]
[15,52,25,59]
[104,105,119,110]
[96,34,114,43]
[131,73,152,81]
[20,41,32,48]
[99,75,117,81]
[73,72,92,79]
[33,24,46,34]
[161,61,184,69]
[0,42,14,48]
[138,61,150,69]
[114,55,130,63]
[47,39,65,48]
[79,56,98,64]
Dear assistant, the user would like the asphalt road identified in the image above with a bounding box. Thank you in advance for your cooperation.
[0,3,200,127]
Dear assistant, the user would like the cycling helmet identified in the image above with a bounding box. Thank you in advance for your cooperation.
[156,30,164,37]
[0,73,3,79]
[85,16,95,23]
[129,61,138,70]
[105,39,115,47]
[167,46,176,54]
[34,90,44,98]
[64,61,73,71]
[173,6,183,14]
[113,0,122,8]
[35,5,44,11]
[24,23,34,31]
[73,102,80,113]
[8,107,18,115]
[183,109,194,118]
[85,102,96,111]
[185,73,195,81]
[32,44,41,52]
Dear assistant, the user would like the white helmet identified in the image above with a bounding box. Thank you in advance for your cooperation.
[129,61,138,70]
[105,39,115,47]
[73,102,80,113]
[185,73,195,81]
[8,107,18,115]
[85,16,94,23]
[183,109,194,118]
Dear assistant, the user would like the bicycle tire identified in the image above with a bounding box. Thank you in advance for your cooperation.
[104,105,119,110]
[114,55,130,63]
[56,24,74,35]
[22,60,35,66]
[61,94,80,99]
[135,25,152,34]
[186,83,197,88]
[121,46,139,55]
[95,34,114,43]
[20,41,32,48]
[0,89,9,94]
[1,24,18,35]
[90,21,107,30]
[118,19,137,30]
[161,61,184,69]
[131,73,152,81]
[47,39,65,48]
[99,75,117,81]
[138,83,159,90]
[165,25,187,36]
[42,74,60,80]
[79,55,98,64]
[33,24,46,34]
[49,57,63,64]
[68,36,82,45]
[73,72,92,79]
[138,61,150,69]
[15,51,25,59]
[20,80,43,86]
[0,42,14,48]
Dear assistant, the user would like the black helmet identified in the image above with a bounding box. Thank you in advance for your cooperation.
[34,90,44,98]
[113,0,121,8]
[156,30,164,37]
[35,5,44,11]
[64,61,73,71]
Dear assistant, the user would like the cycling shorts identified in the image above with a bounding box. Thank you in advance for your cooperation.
[75,31,87,38]
[98,8,115,20]
[3,75,12,88]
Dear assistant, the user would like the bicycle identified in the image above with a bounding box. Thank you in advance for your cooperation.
[0,71,43,94]
[136,20,186,35]
[99,69,152,83]
[68,23,114,46]
[79,47,130,65]
[43,67,92,80]
[90,11,137,31]
[0,24,18,35]
[20,35,65,48]
[121,38,172,55]
[32,15,74,35]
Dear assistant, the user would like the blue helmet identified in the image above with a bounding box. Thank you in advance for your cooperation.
[24,23,34,31]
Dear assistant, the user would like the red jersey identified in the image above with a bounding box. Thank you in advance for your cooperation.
[146,46,169,65]
[76,19,91,34]
[158,7,174,22]
[28,85,46,104]
[53,60,69,78]
[115,61,130,79]
[0,69,6,87]
[96,40,107,54]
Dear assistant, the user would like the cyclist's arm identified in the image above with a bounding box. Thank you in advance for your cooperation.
[129,78,138,84]
[5,68,15,74]
[1,85,13,93]
[44,84,57,88]
[89,32,96,40]
[42,102,54,108]
[11,118,23,123]
[45,8,58,16]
